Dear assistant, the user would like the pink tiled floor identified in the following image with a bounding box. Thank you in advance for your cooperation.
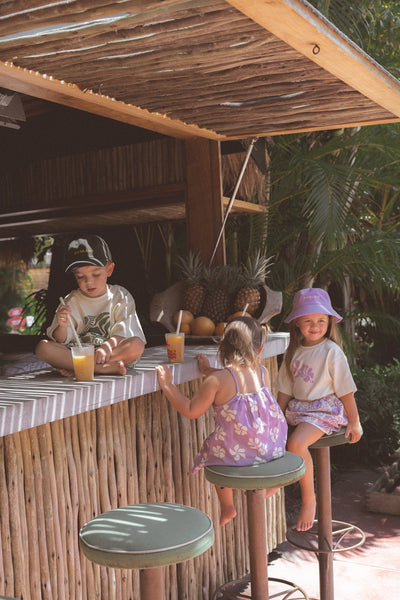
[269,467,400,600]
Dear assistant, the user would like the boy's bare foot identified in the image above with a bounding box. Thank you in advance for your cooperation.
[264,487,279,499]
[220,505,237,527]
[296,499,316,531]
[94,360,127,376]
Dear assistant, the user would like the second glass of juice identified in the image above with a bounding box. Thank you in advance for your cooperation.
[165,333,185,363]
[71,344,95,381]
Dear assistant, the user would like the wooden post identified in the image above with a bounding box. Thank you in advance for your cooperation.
[185,138,225,265]
[315,447,334,600]
[246,489,269,600]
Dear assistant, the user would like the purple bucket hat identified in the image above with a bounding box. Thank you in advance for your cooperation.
[284,288,342,323]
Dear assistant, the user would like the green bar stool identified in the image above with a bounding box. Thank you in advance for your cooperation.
[205,451,308,600]
[286,427,365,600]
[79,502,214,600]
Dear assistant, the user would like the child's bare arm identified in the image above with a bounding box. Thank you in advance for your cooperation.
[340,392,362,443]
[196,354,220,376]
[157,364,218,419]
[277,391,291,413]
[52,305,71,343]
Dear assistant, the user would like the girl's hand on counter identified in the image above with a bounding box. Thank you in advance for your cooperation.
[196,354,211,374]
[156,364,173,387]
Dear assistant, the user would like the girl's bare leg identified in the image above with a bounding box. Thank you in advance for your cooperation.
[215,485,236,526]
[287,422,324,531]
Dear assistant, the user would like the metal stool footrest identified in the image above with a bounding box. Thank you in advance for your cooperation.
[212,573,309,599]
[286,519,365,554]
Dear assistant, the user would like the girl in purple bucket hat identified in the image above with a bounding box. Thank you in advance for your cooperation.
[276,288,362,532]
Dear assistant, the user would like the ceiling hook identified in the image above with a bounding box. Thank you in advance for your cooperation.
[313,44,320,55]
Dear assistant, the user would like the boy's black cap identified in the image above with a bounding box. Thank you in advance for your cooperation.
[65,235,113,272]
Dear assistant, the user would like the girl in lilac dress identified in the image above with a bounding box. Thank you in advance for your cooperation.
[157,317,287,526]
[276,288,362,532]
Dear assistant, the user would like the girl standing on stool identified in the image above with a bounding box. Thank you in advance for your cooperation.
[156,317,287,526]
[276,288,362,532]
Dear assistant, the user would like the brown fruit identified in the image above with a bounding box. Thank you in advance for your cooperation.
[227,311,252,322]
[191,316,215,336]
[172,310,194,326]
[178,322,191,334]
[215,322,227,336]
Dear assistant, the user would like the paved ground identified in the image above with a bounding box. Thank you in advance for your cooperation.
[269,466,400,600]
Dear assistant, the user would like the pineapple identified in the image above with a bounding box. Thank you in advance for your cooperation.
[234,252,273,316]
[176,252,205,316]
[202,265,236,323]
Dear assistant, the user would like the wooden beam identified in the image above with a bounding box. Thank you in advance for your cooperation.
[185,139,226,265]
[0,186,264,240]
[226,0,400,119]
[0,61,226,141]
[224,198,267,214]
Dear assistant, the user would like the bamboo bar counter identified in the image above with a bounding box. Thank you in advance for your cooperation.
[0,333,289,600]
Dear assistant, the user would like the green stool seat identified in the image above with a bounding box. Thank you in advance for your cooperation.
[205,451,305,490]
[310,426,349,449]
[205,453,308,600]
[79,502,214,599]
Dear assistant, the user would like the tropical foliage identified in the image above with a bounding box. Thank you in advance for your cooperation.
[332,361,400,465]
[229,1,400,365]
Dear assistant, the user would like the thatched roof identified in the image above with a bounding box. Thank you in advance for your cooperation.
[1,0,400,140]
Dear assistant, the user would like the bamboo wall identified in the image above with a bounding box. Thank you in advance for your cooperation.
[0,138,185,212]
[0,359,286,600]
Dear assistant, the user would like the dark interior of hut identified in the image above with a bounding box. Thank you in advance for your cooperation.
[0,93,255,353]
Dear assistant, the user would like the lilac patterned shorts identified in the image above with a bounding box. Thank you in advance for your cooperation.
[285,394,348,435]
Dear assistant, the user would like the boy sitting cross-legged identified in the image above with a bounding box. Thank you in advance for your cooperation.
[35,234,146,376]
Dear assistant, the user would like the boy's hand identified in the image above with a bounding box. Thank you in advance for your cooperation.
[345,420,363,444]
[56,305,70,328]
[156,364,173,387]
[95,343,112,364]
[196,354,211,374]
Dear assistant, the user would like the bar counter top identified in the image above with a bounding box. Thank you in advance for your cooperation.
[0,333,288,438]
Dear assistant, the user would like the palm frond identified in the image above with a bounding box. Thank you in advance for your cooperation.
[313,231,400,291]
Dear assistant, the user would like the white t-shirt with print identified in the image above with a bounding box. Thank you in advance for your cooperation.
[47,284,146,347]
[276,338,356,401]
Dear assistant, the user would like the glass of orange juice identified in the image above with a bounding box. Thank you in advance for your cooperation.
[70,344,95,381]
[165,333,185,363]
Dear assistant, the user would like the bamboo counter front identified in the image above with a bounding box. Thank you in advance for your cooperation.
[0,333,289,600]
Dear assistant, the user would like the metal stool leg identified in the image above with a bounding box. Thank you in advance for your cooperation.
[315,446,334,600]
[140,566,164,600]
[247,489,269,600]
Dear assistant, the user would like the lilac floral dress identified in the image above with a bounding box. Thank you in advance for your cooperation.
[192,367,287,473]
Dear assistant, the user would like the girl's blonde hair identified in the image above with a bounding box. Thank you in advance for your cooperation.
[284,315,342,380]
[218,317,267,368]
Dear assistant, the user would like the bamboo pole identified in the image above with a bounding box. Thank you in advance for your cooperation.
[20,429,41,600]
[5,435,28,598]
[0,438,13,597]
[64,417,85,600]
[38,424,65,600]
